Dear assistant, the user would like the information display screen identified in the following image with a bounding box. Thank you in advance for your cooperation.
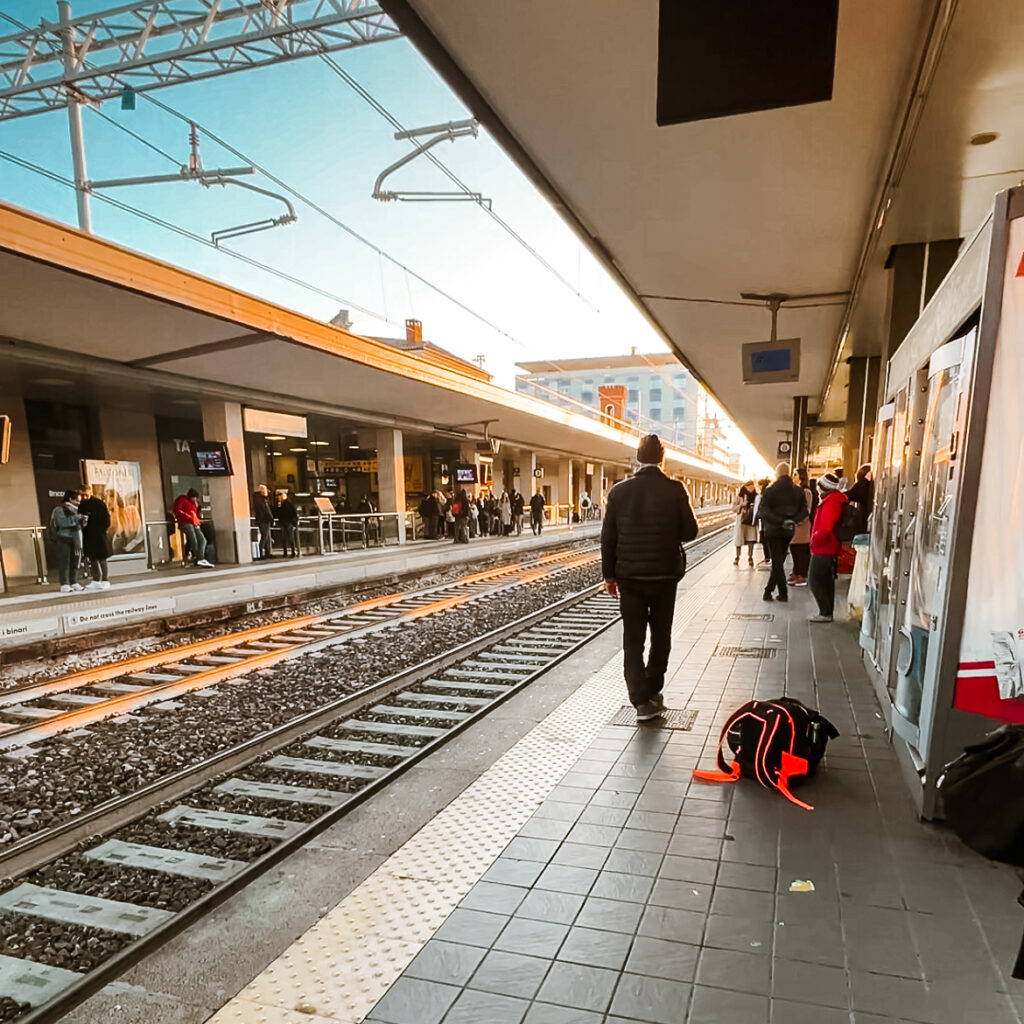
[455,464,477,484]
[191,442,233,476]
[751,348,792,374]
[742,339,801,384]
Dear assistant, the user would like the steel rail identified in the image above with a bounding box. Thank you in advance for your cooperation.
[0,544,593,702]
[0,551,600,743]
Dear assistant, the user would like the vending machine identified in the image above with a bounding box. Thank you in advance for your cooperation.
[860,186,1024,816]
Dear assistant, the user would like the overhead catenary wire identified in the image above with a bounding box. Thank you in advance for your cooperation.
[315,52,598,312]
[0,147,388,324]
[0,4,527,350]
[3,7,616,386]
[136,92,527,348]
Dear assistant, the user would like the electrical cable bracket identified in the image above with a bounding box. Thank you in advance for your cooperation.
[372,119,490,207]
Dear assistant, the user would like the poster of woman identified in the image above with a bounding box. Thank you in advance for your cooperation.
[82,460,146,556]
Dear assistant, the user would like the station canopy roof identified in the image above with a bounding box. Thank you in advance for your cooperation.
[385,0,1024,456]
[0,202,736,482]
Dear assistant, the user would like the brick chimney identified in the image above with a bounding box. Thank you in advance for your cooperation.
[405,318,423,344]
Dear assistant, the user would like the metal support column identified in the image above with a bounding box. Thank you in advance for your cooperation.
[791,396,809,470]
[58,2,92,232]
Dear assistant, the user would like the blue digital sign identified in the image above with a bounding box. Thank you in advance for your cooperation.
[751,348,792,374]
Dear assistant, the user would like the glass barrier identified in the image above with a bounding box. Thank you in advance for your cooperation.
[0,527,48,587]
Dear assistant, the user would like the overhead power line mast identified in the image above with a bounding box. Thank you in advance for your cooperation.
[0,1,400,230]
[0,1,400,120]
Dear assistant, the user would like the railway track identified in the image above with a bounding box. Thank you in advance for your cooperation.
[0,547,600,750]
[0,526,730,1024]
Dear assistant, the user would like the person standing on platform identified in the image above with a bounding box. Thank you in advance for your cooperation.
[417,493,436,540]
[253,484,274,559]
[757,462,808,603]
[845,464,874,535]
[529,490,546,535]
[453,487,471,544]
[50,490,86,594]
[787,467,814,587]
[601,434,698,722]
[499,491,512,536]
[753,478,771,567]
[808,472,848,623]
[732,481,758,566]
[274,489,299,557]
[511,490,525,535]
[78,485,112,589]
[173,488,213,568]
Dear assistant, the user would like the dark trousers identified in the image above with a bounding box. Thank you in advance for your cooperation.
[257,522,272,558]
[531,512,543,535]
[619,579,678,707]
[808,555,837,616]
[790,543,810,578]
[56,539,76,586]
[765,536,791,598]
[280,522,298,556]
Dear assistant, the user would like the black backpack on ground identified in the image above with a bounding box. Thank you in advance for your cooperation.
[694,697,839,810]
[938,725,1024,979]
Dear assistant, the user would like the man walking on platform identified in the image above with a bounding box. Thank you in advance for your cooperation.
[601,434,698,722]
[757,462,808,603]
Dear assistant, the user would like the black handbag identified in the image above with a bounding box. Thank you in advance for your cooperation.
[939,725,1024,865]
[938,725,1024,979]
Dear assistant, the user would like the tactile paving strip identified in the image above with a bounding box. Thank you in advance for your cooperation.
[207,655,629,1024]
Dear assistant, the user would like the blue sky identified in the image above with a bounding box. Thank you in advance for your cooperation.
[0,1,763,470]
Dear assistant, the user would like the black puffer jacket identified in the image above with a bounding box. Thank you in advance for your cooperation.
[601,467,698,581]
[757,475,809,539]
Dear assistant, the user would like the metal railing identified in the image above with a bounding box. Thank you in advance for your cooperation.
[0,527,48,589]
[247,514,405,558]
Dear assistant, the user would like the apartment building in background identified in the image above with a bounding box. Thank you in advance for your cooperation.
[514,351,703,451]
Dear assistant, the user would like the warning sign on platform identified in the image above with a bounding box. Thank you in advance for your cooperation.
[0,617,61,646]
[63,598,174,631]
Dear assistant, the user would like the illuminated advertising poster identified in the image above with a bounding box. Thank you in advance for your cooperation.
[82,460,146,557]
[956,216,1024,721]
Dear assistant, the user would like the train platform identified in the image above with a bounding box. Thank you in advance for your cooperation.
[0,522,601,653]
[64,546,1024,1024]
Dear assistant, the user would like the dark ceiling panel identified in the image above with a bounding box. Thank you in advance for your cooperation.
[657,0,839,126]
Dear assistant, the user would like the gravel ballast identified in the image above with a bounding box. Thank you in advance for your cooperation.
[0,562,602,846]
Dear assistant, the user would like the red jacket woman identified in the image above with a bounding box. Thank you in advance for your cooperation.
[807,474,847,622]
[811,488,848,558]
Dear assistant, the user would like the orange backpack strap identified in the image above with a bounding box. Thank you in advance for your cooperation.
[774,750,813,811]
[693,707,747,784]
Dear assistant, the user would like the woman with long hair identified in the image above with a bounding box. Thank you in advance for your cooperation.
[732,481,758,566]
[788,466,814,586]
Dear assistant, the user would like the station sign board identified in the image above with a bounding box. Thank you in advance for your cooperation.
[243,409,308,438]
[0,616,61,646]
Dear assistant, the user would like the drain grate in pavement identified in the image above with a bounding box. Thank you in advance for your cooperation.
[729,613,774,621]
[610,707,698,730]
[715,645,777,659]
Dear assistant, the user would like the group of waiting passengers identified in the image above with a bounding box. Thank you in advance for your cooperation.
[733,463,874,623]
[418,489,549,544]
